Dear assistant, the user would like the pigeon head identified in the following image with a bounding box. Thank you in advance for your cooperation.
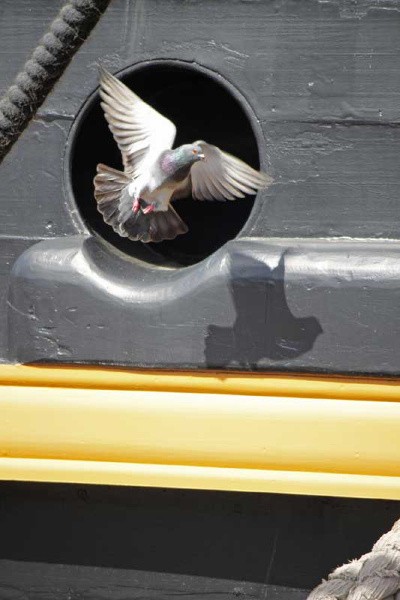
[161,144,205,178]
[175,143,205,166]
[189,143,205,161]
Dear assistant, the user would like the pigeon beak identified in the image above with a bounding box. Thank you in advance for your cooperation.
[198,153,205,160]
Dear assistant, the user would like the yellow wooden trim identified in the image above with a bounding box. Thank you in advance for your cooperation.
[1,385,400,498]
[0,363,400,401]
[2,458,400,500]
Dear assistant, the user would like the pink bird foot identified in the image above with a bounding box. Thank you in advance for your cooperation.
[142,204,156,214]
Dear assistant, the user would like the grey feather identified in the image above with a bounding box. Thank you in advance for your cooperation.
[94,164,188,243]
[189,141,273,201]
[98,66,176,178]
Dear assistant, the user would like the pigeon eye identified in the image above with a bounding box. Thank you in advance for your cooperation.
[192,149,198,154]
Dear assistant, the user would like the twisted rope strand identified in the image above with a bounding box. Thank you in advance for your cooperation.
[308,519,400,600]
[0,0,111,164]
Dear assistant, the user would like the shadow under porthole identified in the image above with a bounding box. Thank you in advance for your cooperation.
[205,253,323,369]
[69,62,262,268]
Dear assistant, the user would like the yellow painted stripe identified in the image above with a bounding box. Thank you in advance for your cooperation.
[0,364,399,401]
[1,386,400,498]
[2,365,400,497]
[2,458,400,500]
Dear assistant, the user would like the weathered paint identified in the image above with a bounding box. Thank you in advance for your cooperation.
[1,0,400,372]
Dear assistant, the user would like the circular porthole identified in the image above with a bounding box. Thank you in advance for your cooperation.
[68,61,264,267]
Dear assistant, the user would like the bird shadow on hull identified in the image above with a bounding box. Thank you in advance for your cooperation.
[204,252,322,370]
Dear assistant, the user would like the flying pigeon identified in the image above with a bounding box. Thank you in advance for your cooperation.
[93,67,273,243]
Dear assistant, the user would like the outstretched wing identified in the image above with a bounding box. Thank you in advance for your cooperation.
[188,140,272,201]
[99,67,177,177]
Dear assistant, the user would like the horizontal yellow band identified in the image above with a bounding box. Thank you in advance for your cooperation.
[2,458,400,500]
[0,363,400,401]
[1,383,400,498]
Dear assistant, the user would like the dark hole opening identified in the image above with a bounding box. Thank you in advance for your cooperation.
[69,62,261,267]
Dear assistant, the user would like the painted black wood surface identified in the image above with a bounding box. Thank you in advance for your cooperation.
[1,0,400,371]
[0,482,399,599]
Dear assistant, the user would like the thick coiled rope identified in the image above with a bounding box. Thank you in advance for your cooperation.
[0,0,111,164]
[308,519,400,600]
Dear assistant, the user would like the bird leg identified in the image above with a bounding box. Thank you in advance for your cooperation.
[132,197,141,214]
[142,203,156,214]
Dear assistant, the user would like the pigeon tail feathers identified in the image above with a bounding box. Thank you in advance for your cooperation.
[93,164,188,243]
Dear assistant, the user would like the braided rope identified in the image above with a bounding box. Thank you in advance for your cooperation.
[308,519,400,600]
[0,0,111,164]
